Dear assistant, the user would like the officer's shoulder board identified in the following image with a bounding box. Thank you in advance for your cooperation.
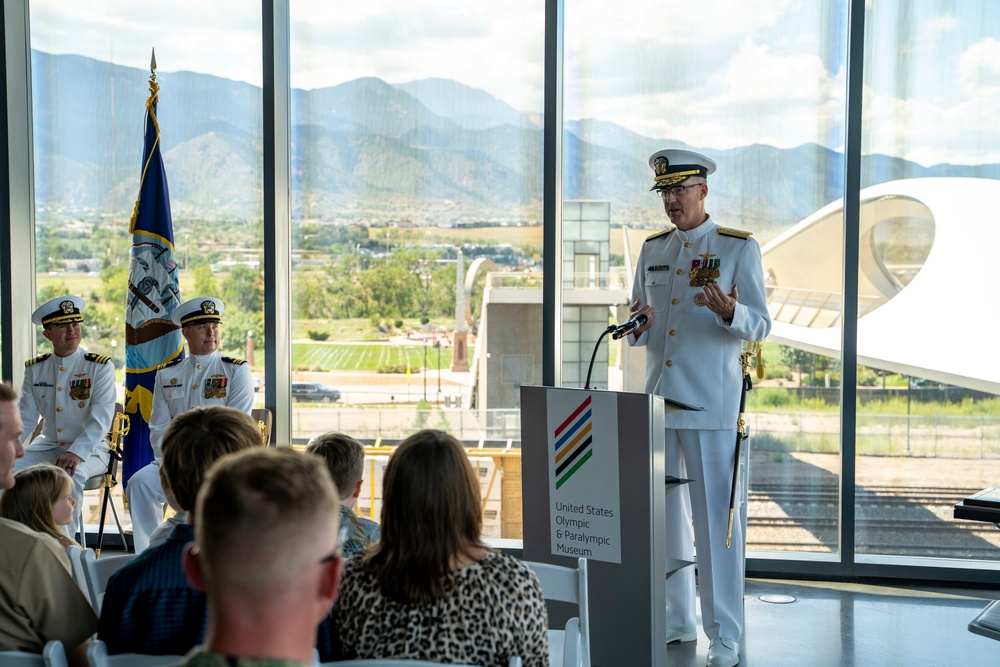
[717,227,752,240]
[156,357,183,371]
[645,228,676,242]
[221,356,247,366]
[25,353,51,368]
[84,352,112,365]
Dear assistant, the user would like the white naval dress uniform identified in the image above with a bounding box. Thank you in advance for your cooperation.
[14,348,114,524]
[628,216,771,643]
[126,352,253,552]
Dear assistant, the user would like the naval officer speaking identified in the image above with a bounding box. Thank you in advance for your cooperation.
[627,150,771,667]
[125,296,253,553]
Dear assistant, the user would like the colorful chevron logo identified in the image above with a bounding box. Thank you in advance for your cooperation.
[554,395,594,489]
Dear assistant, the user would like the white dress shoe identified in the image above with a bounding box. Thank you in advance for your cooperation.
[706,637,739,667]
[666,627,697,644]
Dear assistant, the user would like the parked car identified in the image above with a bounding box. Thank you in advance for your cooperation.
[291,382,341,403]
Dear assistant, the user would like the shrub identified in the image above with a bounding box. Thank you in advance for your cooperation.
[377,364,407,374]
[307,329,330,341]
[752,387,791,408]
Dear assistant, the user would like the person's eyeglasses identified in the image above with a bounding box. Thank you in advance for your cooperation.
[657,183,702,198]
[320,524,351,564]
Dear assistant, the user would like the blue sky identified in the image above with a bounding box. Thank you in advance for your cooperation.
[27,0,1000,165]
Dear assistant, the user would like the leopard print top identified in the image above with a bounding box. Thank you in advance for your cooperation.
[333,550,549,667]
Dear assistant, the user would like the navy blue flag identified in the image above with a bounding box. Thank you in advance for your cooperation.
[123,54,183,486]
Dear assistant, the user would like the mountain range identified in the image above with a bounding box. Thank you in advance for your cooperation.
[29,50,1000,236]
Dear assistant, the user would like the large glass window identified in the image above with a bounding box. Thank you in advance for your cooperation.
[288,1,544,437]
[28,0,264,532]
[856,1,1000,562]
[29,1,265,397]
[564,2,849,557]
[288,0,544,535]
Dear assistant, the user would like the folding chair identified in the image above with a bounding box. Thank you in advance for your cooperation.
[80,549,136,615]
[525,557,590,667]
[65,545,91,605]
[251,407,273,446]
[86,639,181,667]
[0,640,68,666]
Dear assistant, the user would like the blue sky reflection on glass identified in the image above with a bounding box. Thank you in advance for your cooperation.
[27,0,1000,165]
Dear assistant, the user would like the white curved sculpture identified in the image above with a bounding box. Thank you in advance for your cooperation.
[761,177,1000,393]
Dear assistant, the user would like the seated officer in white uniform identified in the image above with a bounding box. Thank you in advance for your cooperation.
[126,296,254,553]
[627,150,771,667]
[14,296,114,527]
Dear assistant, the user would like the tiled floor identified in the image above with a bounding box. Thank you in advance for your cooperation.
[665,578,1000,667]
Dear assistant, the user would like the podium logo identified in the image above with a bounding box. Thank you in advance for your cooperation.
[554,395,594,489]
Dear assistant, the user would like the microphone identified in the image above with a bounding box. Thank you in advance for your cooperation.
[611,313,648,340]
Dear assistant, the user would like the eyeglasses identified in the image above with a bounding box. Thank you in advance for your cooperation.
[320,524,351,564]
[656,183,702,198]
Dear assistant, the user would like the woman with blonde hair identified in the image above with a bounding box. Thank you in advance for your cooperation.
[332,429,548,667]
[0,463,78,548]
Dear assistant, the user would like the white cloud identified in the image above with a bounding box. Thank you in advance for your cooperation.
[921,13,960,41]
[30,0,264,85]
[958,37,1000,94]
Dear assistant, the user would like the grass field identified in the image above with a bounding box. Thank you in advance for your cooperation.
[292,342,468,372]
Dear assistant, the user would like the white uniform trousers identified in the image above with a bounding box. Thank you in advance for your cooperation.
[13,446,111,537]
[125,462,166,553]
[664,428,744,643]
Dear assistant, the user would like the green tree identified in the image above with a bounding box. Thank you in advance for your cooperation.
[191,264,219,297]
[221,265,263,313]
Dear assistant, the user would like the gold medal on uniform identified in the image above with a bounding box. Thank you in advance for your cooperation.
[204,376,229,399]
[69,378,91,400]
[689,254,721,287]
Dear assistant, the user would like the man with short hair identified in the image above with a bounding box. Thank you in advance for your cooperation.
[0,382,97,666]
[126,295,254,552]
[307,432,381,555]
[15,296,115,519]
[181,448,344,667]
[98,406,263,656]
[628,150,771,667]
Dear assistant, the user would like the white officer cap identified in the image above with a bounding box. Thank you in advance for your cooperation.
[172,296,225,327]
[32,295,86,326]
[649,149,717,191]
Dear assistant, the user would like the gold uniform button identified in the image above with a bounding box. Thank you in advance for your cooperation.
[665,360,673,367]
[676,269,683,275]
[684,242,691,248]
[59,442,66,447]
[650,280,656,286]
[57,427,63,433]
[56,407,62,412]
[57,386,63,391]
[78,401,86,409]
[669,330,676,336]
[59,366,66,371]
[671,298,679,305]
[196,364,202,369]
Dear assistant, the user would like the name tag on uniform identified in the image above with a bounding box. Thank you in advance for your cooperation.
[647,265,670,272]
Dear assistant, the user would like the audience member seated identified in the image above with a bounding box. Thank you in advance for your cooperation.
[307,432,381,556]
[0,383,96,667]
[97,406,261,655]
[0,463,79,549]
[332,429,549,667]
[180,447,344,667]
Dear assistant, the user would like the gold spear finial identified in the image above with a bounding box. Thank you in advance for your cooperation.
[150,48,157,78]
